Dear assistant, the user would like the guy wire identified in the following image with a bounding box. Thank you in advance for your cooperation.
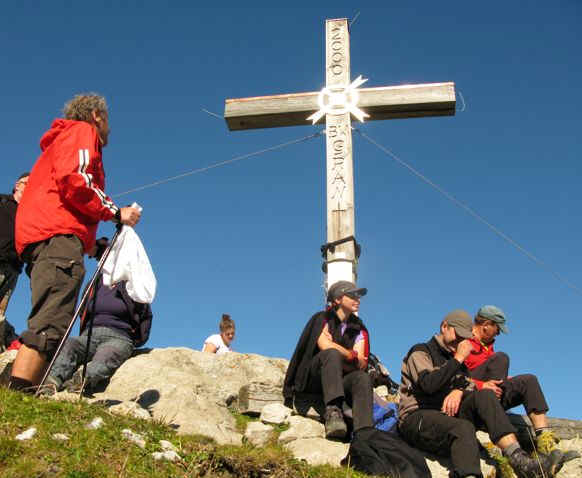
[354,128,582,297]
[113,131,323,198]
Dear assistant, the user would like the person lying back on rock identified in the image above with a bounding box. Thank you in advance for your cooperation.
[283,280,373,441]
[465,305,580,464]
[398,309,564,478]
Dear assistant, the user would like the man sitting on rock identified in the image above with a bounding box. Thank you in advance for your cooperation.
[40,239,153,395]
[466,305,579,462]
[398,309,563,478]
[283,280,373,441]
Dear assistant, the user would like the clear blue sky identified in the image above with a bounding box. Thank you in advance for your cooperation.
[2,3,581,419]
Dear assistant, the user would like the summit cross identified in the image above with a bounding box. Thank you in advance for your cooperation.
[224,18,456,291]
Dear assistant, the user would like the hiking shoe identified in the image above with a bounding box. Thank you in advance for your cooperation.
[509,447,562,478]
[549,448,581,476]
[64,369,85,394]
[324,405,347,440]
[536,430,559,455]
[36,382,58,397]
[36,376,61,397]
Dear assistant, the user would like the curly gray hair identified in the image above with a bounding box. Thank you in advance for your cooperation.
[63,93,108,122]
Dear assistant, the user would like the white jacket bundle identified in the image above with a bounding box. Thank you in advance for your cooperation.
[102,225,157,304]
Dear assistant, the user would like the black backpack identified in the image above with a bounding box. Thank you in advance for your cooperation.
[342,427,431,478]
[367,352,399,393]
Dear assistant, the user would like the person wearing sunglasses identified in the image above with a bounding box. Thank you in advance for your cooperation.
[283,280,372,441]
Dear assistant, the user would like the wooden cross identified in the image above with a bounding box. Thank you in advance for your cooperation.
[224,18,455,291]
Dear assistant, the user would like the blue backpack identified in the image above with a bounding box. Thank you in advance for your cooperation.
[373,394,398,433]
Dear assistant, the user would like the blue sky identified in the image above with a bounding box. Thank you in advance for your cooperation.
[2,3,581,419]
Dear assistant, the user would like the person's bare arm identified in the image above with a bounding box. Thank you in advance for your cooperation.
[454,340,473,364]
[442,389,463,416]
[481,379,503,398]
[202,343,218,353]
[316,324,356,362]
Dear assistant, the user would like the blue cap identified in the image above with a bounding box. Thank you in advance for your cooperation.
[477,305,509,334]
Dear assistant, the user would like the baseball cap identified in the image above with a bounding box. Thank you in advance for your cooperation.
[327,280,367,302]
[476,305,509,334]
[443,309,473,339]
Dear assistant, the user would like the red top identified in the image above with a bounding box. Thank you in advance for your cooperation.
[464,336,496,390]
[16,119,118,255]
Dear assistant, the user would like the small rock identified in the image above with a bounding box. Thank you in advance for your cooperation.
[122,428,146,449]
[109,401,151,420]
[260,403,291,425]
[160,440,178,452]
[244,421,274,447]
[284,437,348,466]
[15,427,37,441]
[86,417,104,429]
[279,415,324,444]
[152,450,181,462]
[52,433,70,441]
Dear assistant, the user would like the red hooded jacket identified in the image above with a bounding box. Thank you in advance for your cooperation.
[15,119,119,255]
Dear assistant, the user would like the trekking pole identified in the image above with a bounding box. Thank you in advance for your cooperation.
[77,270,102,398]
[35,223,123,396]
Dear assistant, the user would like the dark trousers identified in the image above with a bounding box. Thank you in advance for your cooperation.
[399,390,517,478]
[499,374,549,415]
[470,352,509,381]
[20,235,85,357]
[0,264,20,349]
[0,264,19,315]
[470,353,549,415]
[305,348,373,431]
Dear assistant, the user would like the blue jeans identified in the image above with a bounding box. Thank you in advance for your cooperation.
[49,326,134,389]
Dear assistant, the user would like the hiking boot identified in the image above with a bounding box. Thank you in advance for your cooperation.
[36,376,61,397]
[36,382,58,397]
[548,448,581,476]
[64,369,86,394]
[324,405,347,440]
[509,447,562,478]
[536,430,559,455]
[534,431,580,474]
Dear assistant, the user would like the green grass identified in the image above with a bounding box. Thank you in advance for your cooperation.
[0,388,373,478]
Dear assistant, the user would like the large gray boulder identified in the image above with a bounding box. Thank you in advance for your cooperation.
[91,348,287,445]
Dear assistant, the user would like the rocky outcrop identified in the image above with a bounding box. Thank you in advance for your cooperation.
[91,348,288,445]
[1,347,581,478]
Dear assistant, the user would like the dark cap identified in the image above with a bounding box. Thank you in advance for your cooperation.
[476,305,509,334]
[443,309,473,339]
[17,172,30,181]
[327,280,367,302]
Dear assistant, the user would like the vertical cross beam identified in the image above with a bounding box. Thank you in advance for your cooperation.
[324,19,357,288]
[224,18,456,297]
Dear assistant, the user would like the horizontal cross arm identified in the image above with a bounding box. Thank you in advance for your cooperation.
[224,82,456,131]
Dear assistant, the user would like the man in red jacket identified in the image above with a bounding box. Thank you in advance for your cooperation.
[9,93,141,392]
[466,305,579,464]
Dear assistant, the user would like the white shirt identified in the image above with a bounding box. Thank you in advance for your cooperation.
[202,334,232,355]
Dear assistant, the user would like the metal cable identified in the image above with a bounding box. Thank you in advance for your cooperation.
[113,131,323,198]
[355,128,582,297]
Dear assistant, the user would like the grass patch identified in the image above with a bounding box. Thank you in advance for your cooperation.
[0,387,374,478]
[230,409,257,434]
